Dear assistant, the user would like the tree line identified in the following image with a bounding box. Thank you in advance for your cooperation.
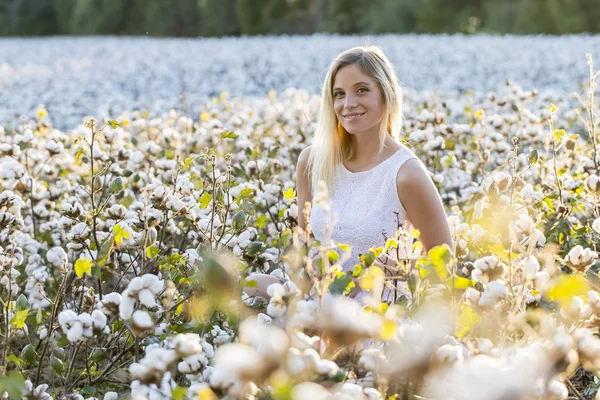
[1,0,599,37]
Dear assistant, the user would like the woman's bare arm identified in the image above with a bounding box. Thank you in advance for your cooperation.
[396,159,453,253]
[296,146,312,232]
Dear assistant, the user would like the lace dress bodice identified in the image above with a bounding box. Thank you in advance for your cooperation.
[309,145,419,303]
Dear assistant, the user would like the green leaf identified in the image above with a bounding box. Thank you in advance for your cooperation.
[528,149,539,164]
[145,245,160,259]
[108,120,119,129]
[74,258,93,278]
[238,188,254,200]
[232,210,246,232]
[245,241,265,257]
[6,354,20,366]
[20,344,37,365]
[109,176,124,194]
[221,130,238,139]
[10,309,28,329]
[15,294,29,312]
[244,279,258,288]
[90,348,108,362]
[0,370,26,399]
[172,387,189,400]
[337,243,351,252]
[81,386,96,395]
[330,273,355,295]
[97,236,115,266]
[359,251,376,267]
[256,214,267,229]
[50,356,64,375]
[199,192,212,209]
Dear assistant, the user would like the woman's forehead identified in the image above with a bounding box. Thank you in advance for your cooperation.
[333,64,375,89]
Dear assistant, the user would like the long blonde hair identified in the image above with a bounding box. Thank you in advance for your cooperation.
[307,45,404,196]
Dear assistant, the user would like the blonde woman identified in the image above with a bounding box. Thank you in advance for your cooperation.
[247,45,452,302]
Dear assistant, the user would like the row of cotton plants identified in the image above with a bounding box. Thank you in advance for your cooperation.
[1,35,600,130]
[1,54,600,399]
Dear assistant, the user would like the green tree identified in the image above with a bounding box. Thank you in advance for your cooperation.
[12,0,58,35]
[199,0,239,37]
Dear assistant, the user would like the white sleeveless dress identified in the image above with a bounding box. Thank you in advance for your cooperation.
[309,145,420,303]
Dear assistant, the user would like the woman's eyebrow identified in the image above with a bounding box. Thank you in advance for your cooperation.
[333,81,371,91]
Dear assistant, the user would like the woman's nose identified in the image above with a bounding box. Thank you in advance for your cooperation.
[344,94,357,109]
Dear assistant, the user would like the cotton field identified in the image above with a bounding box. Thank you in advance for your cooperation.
[1,35,600,129]
[1,35,600,399]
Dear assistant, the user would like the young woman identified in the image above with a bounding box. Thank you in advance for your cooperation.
[247,45,452,302]
[295,45,453,301]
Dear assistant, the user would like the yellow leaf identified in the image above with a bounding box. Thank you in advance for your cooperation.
[113,223,131,245]
[553,129,565,142]
[370,247,383,257]
[445,276,473,289]
[474,109,485,119]
[385,238,398,252]
[411,229,421,238]
[197,386,218,400]
[360,266,384,290]
[547,274,589,307]
[455,304,481,338]
[200,112,210,122]
[10,309,28,329]
[547,103,558,113]
[337,243,351,252]
[380,319,397,341]
[36,105,48,119]
[282,187,296,200]
[74,258,93,278]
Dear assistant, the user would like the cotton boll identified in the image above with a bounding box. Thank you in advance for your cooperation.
[138,288,157,308]
[132,310,154,331]
[523,256,540,280]
[547,381,568,400]
[315,360,339,376]
[434,344,465,365]
[91,309,107,330]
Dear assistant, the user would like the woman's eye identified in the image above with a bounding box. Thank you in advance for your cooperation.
[358,87,368,93]
[334,92,344,98]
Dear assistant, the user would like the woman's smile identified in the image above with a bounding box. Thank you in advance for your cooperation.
[343,111,366,121]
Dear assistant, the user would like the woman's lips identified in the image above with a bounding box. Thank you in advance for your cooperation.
[343,112,365,121]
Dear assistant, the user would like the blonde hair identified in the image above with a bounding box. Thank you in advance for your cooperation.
[307,45,404,196]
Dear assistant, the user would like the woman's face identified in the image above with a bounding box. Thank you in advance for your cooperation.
[332,64,385,136]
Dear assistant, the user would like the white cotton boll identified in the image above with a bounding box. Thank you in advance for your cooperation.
[46,247,68,268]
[478,280,507,307]
[173,333,203,357]
[593,218,600,234]
[67,323,83,342]
[119,291,135,320]
[266,298,286,318]
[303,348,321,367]
[58,310,78,328]
[315,359,339,375]
[465,288,481,307]
[514,214,534,235]
[92,309,107,330]
[473,256,498,272]
[523,256,540,280]
[358,348,386,372]
[37,326,48,340]
[364,388,381,400]
[138,289,157,308]
[128,277,144,292]
[288,353,306,375]
[267,283,285,298]
[435,344,464,364]
[270,268,284,280]
[535,270,550,290]
[283,281,297,296]
[142,274,164,294]
[340,383,364,398]
[476,338,494,355]
[547,381,568,400]
[257,313,272,324]
[132,310,154,330]
[103,392,118,400]
[129,362,150,380]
